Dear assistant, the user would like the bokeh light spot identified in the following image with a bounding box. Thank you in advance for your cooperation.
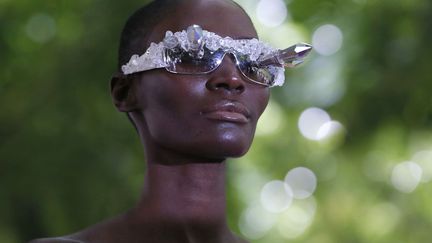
[26,13,56,43]
[285,167,317,199]
[298,107,331,140]
[412,150,432,182]
[312,24,343,56]
[239,202,277,239]
[256,0,287,27]
[260,180,293,213]
[317,120,344,140]
[277,197,317,239]
[391,161,422,193]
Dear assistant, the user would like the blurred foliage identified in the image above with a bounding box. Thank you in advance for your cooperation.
[1,0,432,242]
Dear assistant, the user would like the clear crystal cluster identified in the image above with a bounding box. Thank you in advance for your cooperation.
[121,25,288,86]
[121,42,167,75]
[202,31,276,62]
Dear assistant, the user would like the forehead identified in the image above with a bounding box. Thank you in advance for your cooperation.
[149,0,257,43]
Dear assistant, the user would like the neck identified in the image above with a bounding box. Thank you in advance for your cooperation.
[124,119,243,242]
[138,161,228,226]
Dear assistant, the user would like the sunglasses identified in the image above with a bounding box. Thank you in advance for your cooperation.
[122,25,312,87]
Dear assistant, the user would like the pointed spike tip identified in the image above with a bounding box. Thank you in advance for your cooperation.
[294,43,312,57]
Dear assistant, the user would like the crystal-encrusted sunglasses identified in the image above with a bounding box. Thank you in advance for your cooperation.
[121,24,312,87]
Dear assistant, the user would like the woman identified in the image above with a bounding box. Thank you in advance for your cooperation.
[31,0,311,242]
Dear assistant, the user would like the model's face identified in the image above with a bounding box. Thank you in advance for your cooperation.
[131,0,270,160]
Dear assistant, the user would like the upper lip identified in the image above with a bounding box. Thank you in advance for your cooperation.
[202,101,251,118]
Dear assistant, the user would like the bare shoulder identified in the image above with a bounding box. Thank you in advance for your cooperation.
[28,237,86,243]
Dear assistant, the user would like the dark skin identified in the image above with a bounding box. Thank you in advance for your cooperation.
[30,1,269,242]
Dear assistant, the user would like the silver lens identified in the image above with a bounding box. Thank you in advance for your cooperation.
[165,49,225,74]
[164,48,277,86]
[235,54,276,86]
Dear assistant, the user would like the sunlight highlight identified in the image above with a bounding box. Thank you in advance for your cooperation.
[256,0,288,27]
[298,107,330,140]
[277,197,317,239]
[298,107,344,141]
[317,120,344,140]
[390,161,422,193]
[412,150,432,183]
[239,202,277,239]
[285,167,317,199]
[260,180,293,213]
[312,24,343,56]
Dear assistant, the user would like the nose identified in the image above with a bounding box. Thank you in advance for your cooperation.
[206,54,245,93]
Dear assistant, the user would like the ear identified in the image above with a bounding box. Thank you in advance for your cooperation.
[110,73,138,112]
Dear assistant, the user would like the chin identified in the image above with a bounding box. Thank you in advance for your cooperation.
[202,133,254,159]
[197,147,250,161]
[154,123,257,160]
[212,146,249,159]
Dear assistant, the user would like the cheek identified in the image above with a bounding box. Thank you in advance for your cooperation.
[138,75,208,146]
[136,73,270,159]
[144,91,191,138]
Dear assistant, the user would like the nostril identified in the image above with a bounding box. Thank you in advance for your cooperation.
[206,78,245,93]
[215,83,230,90]
[235,85,245,93]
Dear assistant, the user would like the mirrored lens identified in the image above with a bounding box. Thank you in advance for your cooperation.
[164,48,277,86]
[165,49,225,74]
[236,54,276,86]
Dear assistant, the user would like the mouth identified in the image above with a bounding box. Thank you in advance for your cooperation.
[202,101,251,124]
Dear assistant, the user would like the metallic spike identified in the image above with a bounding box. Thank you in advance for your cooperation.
[258,43,312,68]
[187,24,204,51]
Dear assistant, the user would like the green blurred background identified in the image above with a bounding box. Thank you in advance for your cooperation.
[1,0,432,242]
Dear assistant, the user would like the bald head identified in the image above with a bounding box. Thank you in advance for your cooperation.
[117,0,254,70]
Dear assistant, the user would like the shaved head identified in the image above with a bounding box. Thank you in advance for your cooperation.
[117,0,251,70]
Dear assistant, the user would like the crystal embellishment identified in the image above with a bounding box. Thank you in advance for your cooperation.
[187,25,204,51]
[121,24,312,87]
[163,31,178,49]
[258,43,312,68]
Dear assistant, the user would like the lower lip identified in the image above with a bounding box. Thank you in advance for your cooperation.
[204,111,249,123]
